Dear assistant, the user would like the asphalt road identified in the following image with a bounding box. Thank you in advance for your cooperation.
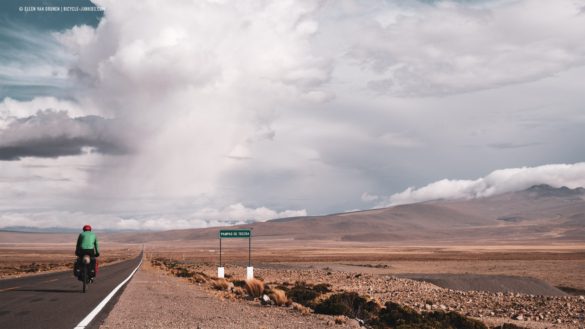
[0,254,142,329]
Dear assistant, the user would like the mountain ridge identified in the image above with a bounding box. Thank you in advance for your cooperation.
[104,184,584,244]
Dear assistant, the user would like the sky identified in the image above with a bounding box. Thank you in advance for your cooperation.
[0,0,584,230]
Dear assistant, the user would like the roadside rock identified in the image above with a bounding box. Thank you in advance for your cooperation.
[513,314,524,321]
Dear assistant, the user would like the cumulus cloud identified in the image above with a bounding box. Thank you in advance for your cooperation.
[0,97,93,121]
[0,110,127,160]
[0,204,306,231]
[382,163,585,206]
[47,0,335,202]
[361,192,379,203]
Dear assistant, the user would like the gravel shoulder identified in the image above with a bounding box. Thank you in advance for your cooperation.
[98,262,351,329]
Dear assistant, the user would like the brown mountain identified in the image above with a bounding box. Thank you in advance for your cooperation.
[109,184,585,244]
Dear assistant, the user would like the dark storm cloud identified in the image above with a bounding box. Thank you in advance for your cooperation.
[0,110,127,160]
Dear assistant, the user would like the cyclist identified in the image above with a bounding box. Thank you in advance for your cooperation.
[75,224,100,280]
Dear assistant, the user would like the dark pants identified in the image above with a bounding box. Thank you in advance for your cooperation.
[77,249,98,276]
[76,249,95,257]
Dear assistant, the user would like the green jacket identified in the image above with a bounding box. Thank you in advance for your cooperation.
[76,231,99,254]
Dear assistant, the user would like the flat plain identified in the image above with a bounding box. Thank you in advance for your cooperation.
[143,240,585,328]
[2,186,584,328]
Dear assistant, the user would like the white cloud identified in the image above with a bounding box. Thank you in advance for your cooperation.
[383,162,585,206]
[0,204,306,231]
[346,0,585,96]
[50,0,333,203]
[361,192,379,203]
[0,97,92,122]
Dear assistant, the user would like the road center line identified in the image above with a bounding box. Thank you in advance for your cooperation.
[73,256,143,329]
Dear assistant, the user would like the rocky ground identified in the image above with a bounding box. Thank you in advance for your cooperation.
[148,259,585,329]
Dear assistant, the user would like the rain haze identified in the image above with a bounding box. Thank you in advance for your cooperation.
[1,0,584,230]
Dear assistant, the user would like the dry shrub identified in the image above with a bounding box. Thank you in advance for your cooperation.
[426,311,487,329]
[314,292,380,322]
[313,283,332,294]
[286,282,320,307]
[212,279,229,291]
[491,324,528,329]
[378,302,488,329]
[292,302,312,315]
[244,278,265,298]
[233,286,245,297]
[269,289,289,306]
[191,272,209,284]
[232,280,246,287]
[173,267,192,278]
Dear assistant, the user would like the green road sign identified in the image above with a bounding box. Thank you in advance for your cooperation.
[219,229,251,238]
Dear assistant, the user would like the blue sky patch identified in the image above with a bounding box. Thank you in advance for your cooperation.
[0,0,103,100]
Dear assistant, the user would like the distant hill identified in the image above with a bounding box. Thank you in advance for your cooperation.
[106,184,585,244]
[0,230,77,244]
[0,227,80,233]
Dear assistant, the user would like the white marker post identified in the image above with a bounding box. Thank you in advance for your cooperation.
[218,236,224,278]
[247,232,253,279]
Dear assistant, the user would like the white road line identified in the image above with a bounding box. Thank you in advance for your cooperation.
[73,257,143,329]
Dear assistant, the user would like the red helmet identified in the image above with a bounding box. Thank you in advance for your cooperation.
[83,225,92,231]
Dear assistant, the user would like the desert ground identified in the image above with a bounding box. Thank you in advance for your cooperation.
[1,237,584,328]
[0,239,141,279]
[137,240,585,328]
[145,240,585,292]
[146,240,585,328]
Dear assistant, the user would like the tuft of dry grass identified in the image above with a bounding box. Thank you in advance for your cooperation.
[334,316,346,325]
[269,288,289,306]
[212,278,229,291]
[292,302,312,315]
[190,272,209,284]
[233,286,245,296]
[244,278,265,298]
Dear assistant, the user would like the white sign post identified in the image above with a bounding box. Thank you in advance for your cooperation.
[218,229,253,279]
